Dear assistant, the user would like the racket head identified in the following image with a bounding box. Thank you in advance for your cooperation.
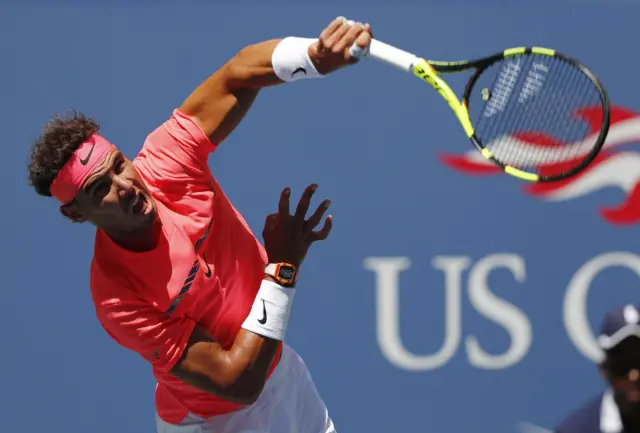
[459,47,610,183]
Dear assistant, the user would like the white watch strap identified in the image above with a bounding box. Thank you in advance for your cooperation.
[265,263,278,278]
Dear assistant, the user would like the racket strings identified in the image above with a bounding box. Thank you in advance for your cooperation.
[496,56,594,167]
[470,54,604,176]
[531,58,600,168]
[499,56,594,168]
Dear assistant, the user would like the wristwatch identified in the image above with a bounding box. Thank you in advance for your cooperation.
[265,263,298,287]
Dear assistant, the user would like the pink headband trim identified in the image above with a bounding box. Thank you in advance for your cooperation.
[50,133,115,204]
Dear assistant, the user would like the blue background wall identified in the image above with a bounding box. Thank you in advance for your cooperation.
[3,1,640,432]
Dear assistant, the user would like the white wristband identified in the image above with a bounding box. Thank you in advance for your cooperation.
[241,279,296,340]
[272,37,324,82]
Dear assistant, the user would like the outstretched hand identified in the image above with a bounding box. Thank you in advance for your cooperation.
[262,184,332,267]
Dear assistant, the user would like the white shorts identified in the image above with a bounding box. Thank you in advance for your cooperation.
[156,344,336,433]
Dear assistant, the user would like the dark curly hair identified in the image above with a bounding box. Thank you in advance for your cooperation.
[28,111,100,197]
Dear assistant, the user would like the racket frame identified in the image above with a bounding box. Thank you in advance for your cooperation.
[353,40,611,183]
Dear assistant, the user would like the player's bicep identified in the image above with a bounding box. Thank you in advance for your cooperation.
[169,324,229,389]
[179,63,261,146]
[169,324,263,404]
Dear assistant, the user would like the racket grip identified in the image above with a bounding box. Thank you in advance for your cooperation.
[342,19,420,73]
[351,39,420,73]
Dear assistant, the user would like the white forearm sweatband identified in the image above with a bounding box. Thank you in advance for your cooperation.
[272,37,324,82]
[241,279,296,340]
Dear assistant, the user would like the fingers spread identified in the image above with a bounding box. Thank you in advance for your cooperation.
[311,215,333,241]
[264,213,277,232]
[278,187,290,216]
[294,184,317,221]
[306,199,331,230]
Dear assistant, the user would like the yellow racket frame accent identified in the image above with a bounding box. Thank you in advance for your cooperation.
[412,59,475,138]
[410,47,561,183]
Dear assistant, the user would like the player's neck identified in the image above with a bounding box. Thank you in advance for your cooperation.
[104,220,162,252]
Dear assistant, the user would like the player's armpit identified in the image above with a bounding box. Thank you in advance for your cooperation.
[179,39,284,145]
[170,322,281,405]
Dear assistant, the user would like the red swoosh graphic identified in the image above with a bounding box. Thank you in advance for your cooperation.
[600,182,640,225]
[438,105,640,226]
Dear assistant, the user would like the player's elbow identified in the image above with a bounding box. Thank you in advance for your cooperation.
[224,53,259,89]
[184,365,266,406]
[169,325,271,405]
[229,384,263,406]
[203,367,266,405]
[230,390,261,406]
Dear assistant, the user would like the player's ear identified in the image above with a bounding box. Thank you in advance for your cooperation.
[60,202,89,223]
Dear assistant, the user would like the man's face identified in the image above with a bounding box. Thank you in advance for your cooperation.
[62,149,157,234]
[604,337,640,410]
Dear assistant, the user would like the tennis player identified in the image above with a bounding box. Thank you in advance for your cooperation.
[27,17,371,433]
[555,304,640,433]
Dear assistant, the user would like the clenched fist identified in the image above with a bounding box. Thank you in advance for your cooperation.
[308,17,373,75]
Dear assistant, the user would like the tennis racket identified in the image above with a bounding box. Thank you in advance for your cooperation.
[348,33,611,183]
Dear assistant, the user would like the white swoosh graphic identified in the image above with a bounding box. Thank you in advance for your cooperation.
[458,117,640,166]
[533,151,640,201]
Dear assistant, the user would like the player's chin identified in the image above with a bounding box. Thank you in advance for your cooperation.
[138,205,158,227]
[129,203,157,231]
[124,191,157,233]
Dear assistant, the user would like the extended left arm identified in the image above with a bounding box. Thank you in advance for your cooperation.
[179,18,371,145]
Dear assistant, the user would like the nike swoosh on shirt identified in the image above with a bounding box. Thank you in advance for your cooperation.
[202,252,212,278]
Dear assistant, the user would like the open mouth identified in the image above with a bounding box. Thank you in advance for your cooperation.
[131,192,147,215]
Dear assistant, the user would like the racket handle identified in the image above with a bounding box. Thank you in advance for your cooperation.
[341,19,419,73]
[351,39,420,73]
